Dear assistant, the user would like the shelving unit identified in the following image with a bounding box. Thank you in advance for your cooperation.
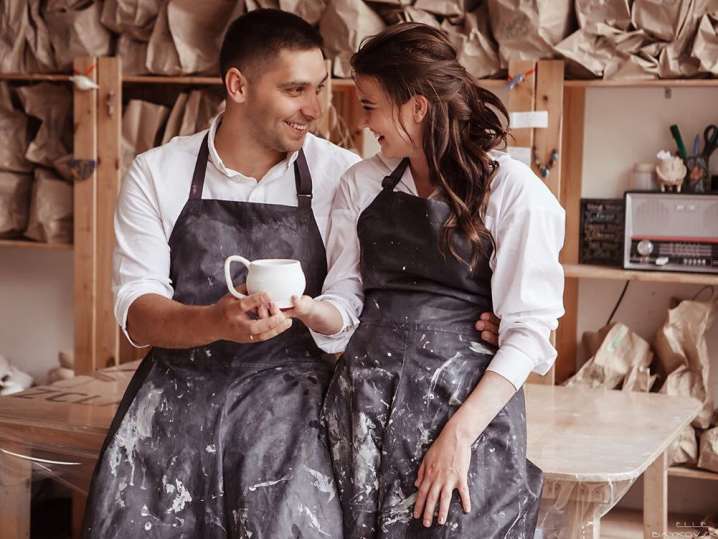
[0,239,73,251]
[563,264,718,286]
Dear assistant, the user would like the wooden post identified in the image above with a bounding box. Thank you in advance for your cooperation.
[507,60,536,150]
[643,451,668,539]
[95,57,122,370]
[0,447,32,539]
[73,57,98,376]
[555,86,586,383]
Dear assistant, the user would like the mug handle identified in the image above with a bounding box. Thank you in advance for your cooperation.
[224,255,252,299]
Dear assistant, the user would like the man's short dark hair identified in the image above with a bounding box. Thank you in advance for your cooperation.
[219,9,324,82]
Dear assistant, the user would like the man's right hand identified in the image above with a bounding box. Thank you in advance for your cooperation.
[211,292,293,344]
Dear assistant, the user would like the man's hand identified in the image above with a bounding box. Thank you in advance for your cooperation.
[475,312,500,345]
[212,292,292,344]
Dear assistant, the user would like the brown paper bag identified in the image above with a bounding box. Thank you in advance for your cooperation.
[632,0,692,42]
[24,168,73,244]
[161,92,189,144]
[319,0,386,78]
[698,427,718,472]
[26,0,58,72]
[0,171,32,237]
[660,365,714,429]
[167,0,243,75]
[622,364,657,392]
[101,0,162,42]
[693,12,718,74]
[667,424,699,467]
[17,83,73,169]
[146,1,182,75]
[442,5,501,79]
[564,323,653,389]
[122,100,170,173]
[278,0,328,25]
[402,7,441,28]
[118,35,150,76]
[45,2,113,71]
[576,0,632,31]
[0,0,55,73]
[0,83,31,173]
[414,0,464,18]
[487,0,574,67]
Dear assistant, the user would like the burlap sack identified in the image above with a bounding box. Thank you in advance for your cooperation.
[564,323,654,389]
[442,4,501,79]
[693,12,718,74]
[667,424,699,467]
[45,2,113,71]
[698,427,718,473]
[0,83,31,173]
[122,100,170,174]
[101,0,162,42]
[319,0,385,77]
[0,171,32,237]
[16,83,73,169]
[24,168,73,244]
[487,0,574,67]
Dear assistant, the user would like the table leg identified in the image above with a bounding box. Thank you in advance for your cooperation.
[643,450,668,539]
[0,448,32,539]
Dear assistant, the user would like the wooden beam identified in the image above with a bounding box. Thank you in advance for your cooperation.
[0,447,31,539]
[507,60,536,150]
[533,60,564,196]
[555,86,586,383]
[95,57,122,369]
[73,57,98,376]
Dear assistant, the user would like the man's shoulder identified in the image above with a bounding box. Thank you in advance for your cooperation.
[302,134,361,174]
[135,130,206,169]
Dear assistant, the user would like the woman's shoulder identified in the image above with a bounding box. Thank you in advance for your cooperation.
[339,152,399,192]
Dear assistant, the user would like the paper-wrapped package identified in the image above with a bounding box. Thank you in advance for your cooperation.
[45,2,113,71]
[0,83,31,173]
[564,323,654,389]
[122,100,170,174]
[16,83,73,169]
[667,424,699,467]
[442,5,501,79]
[698,427,718,472]
[24,168,73,244]
[101,0,162,42]
[320,0,386,77]
[0,171,32,237]
[693,11,718,74]
[487,0,574,67]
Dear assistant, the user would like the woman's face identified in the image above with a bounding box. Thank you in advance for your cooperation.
[355,75,423,159]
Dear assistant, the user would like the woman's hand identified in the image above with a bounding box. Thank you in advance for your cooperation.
[283,295,317,323]
[413,424,472,527]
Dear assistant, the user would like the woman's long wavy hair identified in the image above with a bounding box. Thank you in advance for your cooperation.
[351,23,509,271]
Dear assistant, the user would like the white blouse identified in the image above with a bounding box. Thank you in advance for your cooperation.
[319,151,566,389]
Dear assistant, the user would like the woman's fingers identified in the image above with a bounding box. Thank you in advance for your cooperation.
[458,481,471,514]
[437,485,454,525]
[422,483,442,527]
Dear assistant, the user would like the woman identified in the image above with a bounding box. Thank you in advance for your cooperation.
[289,23,564,538]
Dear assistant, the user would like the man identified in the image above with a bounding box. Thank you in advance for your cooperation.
[83,10,359,538]
[83,9,501,538]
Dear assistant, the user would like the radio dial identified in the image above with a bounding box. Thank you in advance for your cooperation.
[637,239,654,256]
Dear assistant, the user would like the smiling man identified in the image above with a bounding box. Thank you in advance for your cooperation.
[82,9,360,538]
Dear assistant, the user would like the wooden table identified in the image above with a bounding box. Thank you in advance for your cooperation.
[0,369,701,539]
[526,384,701,539]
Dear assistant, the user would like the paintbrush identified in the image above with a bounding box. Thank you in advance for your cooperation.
[670,124,688,161]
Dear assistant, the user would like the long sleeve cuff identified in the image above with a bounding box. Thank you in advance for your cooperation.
[307,294,360,354]
[486,345,536,391]
[115,284,173,348]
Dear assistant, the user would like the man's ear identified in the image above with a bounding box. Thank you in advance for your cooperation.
[412,95,429,123]
[225,67,250,105]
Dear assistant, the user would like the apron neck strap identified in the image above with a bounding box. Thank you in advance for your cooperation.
[189,133,210,200]
[294,148,313,210]
[190,134,314,209]
[381,158,410,191]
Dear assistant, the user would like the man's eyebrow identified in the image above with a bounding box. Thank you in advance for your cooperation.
[279,74,329,89]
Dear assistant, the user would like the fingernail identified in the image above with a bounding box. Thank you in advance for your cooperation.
[424,520,431,527]
[439,518,445,525]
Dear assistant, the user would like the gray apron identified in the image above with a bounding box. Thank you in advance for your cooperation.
[83,134,342,538]
[323,158,543,538]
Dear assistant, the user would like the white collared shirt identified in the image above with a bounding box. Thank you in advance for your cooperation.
[320,151,566,389]
[113,114,361,352]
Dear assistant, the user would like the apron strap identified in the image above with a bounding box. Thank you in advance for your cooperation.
[294,149,313,210]
[381,158,410,191]
[189,133,210,200]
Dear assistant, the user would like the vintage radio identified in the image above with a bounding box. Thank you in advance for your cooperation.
[624,191,718,274]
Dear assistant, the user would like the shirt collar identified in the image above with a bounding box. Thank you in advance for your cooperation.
[207,113,301,181]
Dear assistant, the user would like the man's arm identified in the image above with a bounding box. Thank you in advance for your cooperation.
[127,293,291,348]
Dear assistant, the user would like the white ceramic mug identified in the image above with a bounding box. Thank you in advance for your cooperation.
[224,256,306,309]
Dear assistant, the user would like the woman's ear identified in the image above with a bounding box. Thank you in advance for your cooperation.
[412,95,429,123]
[224,67,250,105]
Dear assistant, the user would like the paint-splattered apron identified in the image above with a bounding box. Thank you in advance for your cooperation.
[323,158,543,538]
[83,134,342,538]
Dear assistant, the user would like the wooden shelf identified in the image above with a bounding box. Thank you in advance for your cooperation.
[123,75,223,85]
[565,78,718,88]
[0,73,72,82]
[563,263,718,286]
[668,466,718,481]
[0,239,72,251]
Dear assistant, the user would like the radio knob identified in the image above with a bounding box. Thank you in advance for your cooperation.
[637,240,654,256]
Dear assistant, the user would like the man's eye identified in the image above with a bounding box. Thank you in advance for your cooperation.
[286,88,302,96]
[316,85,326,95]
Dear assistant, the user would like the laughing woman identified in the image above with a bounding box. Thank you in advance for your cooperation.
[288,23,564,538]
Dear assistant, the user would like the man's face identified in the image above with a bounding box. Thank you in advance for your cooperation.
[244,48,327,153]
